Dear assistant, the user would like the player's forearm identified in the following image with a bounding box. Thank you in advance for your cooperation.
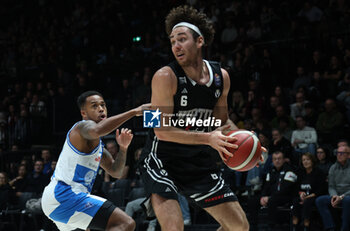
[93,109,137,137]
[110,147,127,178]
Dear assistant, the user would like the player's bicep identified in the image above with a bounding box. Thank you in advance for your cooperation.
[151,68,175,111]
[213,69,230,123]
[151,68,176,122]
[75,120,99,140]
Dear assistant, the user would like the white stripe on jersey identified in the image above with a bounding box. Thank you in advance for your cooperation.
[143,136,178,192]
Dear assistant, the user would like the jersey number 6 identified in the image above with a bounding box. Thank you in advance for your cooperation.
[180,95,187,106]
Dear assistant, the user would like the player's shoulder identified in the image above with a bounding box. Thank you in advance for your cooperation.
[207,60,221,66]
[153,66,177,84]
[220,67,229,77]
[71,120,96,138]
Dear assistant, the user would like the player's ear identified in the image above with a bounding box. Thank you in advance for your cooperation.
[197,36,205,48]
[80,109,87,118]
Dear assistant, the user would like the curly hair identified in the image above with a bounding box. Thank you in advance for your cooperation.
[165,5,215,46]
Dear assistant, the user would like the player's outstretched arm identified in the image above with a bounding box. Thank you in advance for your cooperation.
[76,103,149,140]
[100,128,133,178]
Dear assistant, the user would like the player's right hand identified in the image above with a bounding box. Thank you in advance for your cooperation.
[135,103,151,116]
[208,125,238,161]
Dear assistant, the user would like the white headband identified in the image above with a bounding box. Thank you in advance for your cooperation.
[172,22,203,38]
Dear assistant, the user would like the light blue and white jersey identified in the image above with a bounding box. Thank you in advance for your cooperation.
[52,121,103,193]
[42,121,106,231]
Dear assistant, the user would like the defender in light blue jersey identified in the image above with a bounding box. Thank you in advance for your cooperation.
[42,91,148,231]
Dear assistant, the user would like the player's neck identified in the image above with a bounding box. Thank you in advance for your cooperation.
[182,58,208,84]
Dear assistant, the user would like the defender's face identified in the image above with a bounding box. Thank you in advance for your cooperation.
[81,95,107,123]
[170,27,202,66]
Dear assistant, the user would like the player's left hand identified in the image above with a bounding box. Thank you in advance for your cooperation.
[250,130,267,167]
[116,128,133,150]
[255,147,267,167]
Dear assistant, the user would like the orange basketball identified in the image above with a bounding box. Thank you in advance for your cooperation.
[223,130,262,172]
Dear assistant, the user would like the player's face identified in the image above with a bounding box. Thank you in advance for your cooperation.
[82,95,107,123]
[170,27,202,66]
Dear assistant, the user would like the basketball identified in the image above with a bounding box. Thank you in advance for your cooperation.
[223,129,262,172]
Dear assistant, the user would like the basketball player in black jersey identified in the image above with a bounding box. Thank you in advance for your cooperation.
[139,6,264,231]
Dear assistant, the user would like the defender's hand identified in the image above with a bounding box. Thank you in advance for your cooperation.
[116,128,133,150]
[135,103,151,116]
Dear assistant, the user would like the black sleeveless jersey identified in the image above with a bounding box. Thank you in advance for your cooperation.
[141,60,224,164]
[169,60,224,132]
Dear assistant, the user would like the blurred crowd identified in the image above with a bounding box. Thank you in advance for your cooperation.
[1,0,350,230]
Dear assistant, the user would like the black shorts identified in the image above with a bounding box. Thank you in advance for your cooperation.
[139,150,238,209]
[88,200,116,230]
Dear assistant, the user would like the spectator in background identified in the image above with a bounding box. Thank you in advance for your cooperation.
[337,139,349,148]
[316,146,333,176]
[292,153,327,231]
[29,94,46,118]
[14,108,31,148]
[245,89,264,117]
[323,56,343,97]
[278,116,293,141]
[231,90,246,121]
[41,149,53,175]
[273,85,290,109]
[118,78,133,112]
[0,117,8,150]
[336,73,350,123]
[128,148,143,188]
[19,159,49,197]
[292,66,312,94]
[0,172,16,210]
[270,105,295,130]
[290,92,309,120]
[316,145,350,231]
[220,19,237,48]
[297,2,323,23]
[264,95,280,121]
[248,151,298,230]
[270,128,294,164]
[46,160,57,178]
[303,102,318,127]
[133,72,151,107]
[308,50,325,73]
[316,98,344,145]
[309,71,324,105]
[246,20,262,41]
[8,164,27,195]
[291,116,317,155]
